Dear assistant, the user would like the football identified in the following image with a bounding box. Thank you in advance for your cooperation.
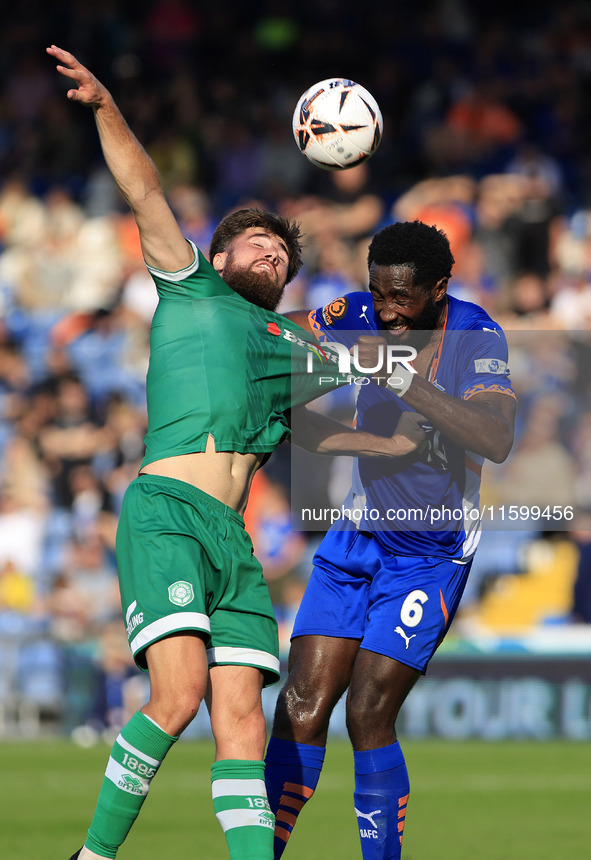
[292,78,383,170]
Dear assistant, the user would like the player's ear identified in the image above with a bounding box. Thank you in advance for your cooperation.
[212,252,226,273]
[433,277,448,302]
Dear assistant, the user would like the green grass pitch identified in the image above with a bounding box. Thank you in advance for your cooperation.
[3,737,589,859]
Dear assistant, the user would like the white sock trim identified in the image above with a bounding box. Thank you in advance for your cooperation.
[105,756,151,796]
[212,778,267,799]
[215,809,275,832]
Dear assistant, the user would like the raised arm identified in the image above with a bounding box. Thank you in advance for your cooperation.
[46,45,193,272]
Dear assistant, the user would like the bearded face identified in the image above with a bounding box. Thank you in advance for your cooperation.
[213,227,291,311]
[221,254,285,311]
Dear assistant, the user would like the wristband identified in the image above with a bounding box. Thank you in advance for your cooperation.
[385,363,414,397]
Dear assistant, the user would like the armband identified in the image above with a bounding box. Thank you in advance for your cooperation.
[385,363,414,397]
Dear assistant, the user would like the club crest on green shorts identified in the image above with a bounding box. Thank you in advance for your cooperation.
[168,580,195,606]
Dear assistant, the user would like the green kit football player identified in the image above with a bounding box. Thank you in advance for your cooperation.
[47,46,427,860]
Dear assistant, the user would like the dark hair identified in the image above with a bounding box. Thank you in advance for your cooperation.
[209,208,304,284]
[367,220,455,290]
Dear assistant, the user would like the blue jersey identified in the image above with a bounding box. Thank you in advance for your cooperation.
[309,293,516,561]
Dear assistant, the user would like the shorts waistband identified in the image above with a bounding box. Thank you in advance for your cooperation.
[134,473,245,526]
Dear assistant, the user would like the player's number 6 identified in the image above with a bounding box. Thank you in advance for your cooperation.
[400,590,429,627]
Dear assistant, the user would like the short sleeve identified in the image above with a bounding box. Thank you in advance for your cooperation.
[456,327,516,401]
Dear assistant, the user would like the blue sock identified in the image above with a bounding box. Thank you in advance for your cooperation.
[264,737,326,859]
[353,742,410,860]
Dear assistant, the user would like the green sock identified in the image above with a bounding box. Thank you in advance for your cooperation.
[84,712,178,858]
[212,760,275,860]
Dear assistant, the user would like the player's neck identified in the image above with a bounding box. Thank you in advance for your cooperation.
[435,295,449,330]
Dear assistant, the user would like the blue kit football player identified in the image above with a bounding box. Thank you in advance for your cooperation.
[266,220,517,859]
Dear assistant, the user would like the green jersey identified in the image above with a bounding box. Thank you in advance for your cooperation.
[140,241,348,469]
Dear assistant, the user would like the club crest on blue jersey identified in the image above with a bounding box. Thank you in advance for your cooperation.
[321,297,348,327]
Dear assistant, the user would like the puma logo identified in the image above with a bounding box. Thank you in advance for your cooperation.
[355,808,381,828]
[395,626,417,649]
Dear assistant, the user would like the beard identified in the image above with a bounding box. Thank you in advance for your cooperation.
[221,256,285,312]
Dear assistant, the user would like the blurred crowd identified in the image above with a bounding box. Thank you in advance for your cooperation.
[2,0,591,737]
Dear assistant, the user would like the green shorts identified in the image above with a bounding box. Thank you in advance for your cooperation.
[115,474,280,686]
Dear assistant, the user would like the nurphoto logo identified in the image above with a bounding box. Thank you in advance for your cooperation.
[306,341,417,377]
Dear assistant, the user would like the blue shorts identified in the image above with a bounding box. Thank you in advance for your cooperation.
[292,523,471,673]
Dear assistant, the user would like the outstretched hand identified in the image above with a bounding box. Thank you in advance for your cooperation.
[46,45,108,108]
[46,44,191,273]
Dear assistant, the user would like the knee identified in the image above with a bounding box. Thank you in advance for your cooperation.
[346,688,401,748]
[212,702,267,759]
[147,683,205,736]
[238,706,267,747]
[273,679,332,741]
[346,694,373,740]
